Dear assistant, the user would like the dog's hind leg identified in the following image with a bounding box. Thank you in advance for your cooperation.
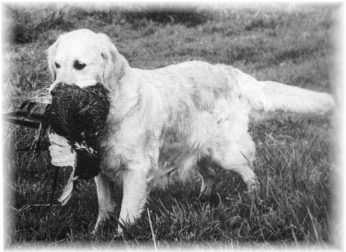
[210,132,259,193]
[197,158,218,198]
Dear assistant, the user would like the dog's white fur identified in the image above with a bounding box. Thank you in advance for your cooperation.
[47,29,334,233]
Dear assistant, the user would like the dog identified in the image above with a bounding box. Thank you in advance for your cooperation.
[46,29,335,233]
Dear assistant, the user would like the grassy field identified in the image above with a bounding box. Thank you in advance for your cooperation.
[3,3,338,248]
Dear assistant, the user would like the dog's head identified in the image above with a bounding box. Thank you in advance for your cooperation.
[47,29,128,93]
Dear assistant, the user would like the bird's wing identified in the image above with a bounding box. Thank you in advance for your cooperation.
[48,133,77,206]
[48,133,76,167]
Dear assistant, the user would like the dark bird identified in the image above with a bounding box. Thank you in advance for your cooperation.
[46,82,110,179]
[5,82,110,204]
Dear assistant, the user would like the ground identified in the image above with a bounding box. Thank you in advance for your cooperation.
[3,3,337,248]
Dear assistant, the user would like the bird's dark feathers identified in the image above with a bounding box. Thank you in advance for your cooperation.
[47,82,110,179]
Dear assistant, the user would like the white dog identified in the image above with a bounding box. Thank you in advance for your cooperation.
[46,29,334,233]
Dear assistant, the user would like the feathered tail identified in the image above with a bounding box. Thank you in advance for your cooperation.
[233,68,335,121]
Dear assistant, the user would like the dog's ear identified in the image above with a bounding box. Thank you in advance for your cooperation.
[47,37,60,82]
[96,33,128,89]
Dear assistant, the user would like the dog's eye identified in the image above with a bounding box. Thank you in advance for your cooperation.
[55,62,60,69]
[73,60,86,70]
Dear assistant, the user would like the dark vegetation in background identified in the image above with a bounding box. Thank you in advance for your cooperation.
[9,6,210,44]
[123,10,209,28]
[8,7,73,44]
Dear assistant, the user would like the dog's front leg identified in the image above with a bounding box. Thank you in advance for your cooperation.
[118,168,148,233]
[93,173,116,234]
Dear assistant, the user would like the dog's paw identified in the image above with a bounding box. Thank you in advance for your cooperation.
[245,179,260,197]
[199,184,214,200]
[117,225,124,236]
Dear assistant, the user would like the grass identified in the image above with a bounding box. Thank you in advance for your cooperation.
[3,3,337,248]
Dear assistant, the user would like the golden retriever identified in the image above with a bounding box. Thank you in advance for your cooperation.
[46,29,334,233]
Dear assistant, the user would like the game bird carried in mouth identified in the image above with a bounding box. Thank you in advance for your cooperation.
[5,82,111,205]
